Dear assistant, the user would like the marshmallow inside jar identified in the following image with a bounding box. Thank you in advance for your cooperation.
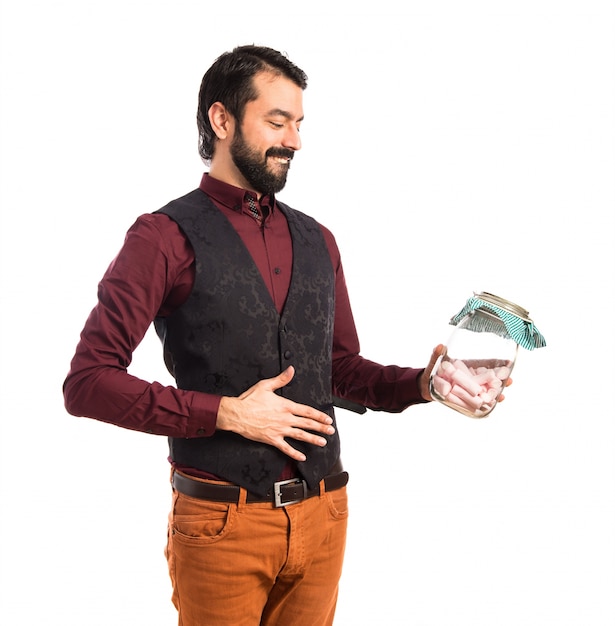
[429,292,546,418]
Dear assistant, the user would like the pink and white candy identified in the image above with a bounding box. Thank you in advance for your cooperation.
[432,358,511,416]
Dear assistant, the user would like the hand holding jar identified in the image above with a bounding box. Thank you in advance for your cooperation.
[429,292,546,418]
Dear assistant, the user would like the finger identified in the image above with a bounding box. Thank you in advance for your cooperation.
[265,366,295,392]
[497,378,513,403]
[273,424,332,462]
[420,344,446,401]
[291,416,336,436]
[426,344,445,373]
[278,441,307,463]
[238,366,295,400]
[289,427,330,447]
[288,402,333,426]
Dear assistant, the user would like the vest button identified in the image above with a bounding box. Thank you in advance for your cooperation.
[284,350,292,359]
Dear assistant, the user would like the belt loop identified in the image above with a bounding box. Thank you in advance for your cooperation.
[238,486,248,510]
[318,478,326,498]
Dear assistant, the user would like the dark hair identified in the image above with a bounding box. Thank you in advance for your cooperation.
[196,45,308,161]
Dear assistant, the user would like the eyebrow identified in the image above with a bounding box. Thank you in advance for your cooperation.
[267,108,304,123]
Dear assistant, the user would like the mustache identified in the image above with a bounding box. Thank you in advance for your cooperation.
[266,147,295,160]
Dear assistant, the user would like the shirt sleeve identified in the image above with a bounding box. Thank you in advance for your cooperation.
[321,226,429,412]
[62,213,220,437]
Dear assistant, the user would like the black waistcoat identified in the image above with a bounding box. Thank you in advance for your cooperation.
[154,189,340,496]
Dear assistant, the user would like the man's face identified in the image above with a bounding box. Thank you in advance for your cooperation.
[230,72,304,195]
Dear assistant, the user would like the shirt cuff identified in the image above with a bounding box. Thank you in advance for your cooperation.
[185,391,221,437]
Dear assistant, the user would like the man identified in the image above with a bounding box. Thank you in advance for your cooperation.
[63,45,453,625]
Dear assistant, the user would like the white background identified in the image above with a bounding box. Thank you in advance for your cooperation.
[1,1,614,624]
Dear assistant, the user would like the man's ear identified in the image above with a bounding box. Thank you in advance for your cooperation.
[208,102,232,140]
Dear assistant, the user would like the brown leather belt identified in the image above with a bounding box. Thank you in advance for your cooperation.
[172,470,349,508]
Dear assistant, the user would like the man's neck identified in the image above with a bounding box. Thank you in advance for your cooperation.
[208,159,261,199]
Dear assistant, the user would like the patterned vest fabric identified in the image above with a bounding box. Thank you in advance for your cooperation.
[154,189,340,496]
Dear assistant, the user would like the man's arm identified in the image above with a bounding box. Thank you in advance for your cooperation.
[63,214,219,437]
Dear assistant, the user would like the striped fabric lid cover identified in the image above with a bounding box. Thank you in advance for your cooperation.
[450,292,546,351]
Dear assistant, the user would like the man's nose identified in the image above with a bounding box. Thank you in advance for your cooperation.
[282,125,301,151]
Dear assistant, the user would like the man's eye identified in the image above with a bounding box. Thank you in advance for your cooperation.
[270,122,283,129]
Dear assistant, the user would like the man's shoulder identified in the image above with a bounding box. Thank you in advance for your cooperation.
[276,200,318,225]
[277,200,335,240]
[156,188,212,216]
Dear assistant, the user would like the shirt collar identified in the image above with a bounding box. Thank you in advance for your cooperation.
[199,173,276,218]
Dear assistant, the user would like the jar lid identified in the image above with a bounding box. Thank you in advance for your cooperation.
[450,292,546,350]
[475,292,532,322]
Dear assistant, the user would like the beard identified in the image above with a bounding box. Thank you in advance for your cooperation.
[230,128,294,195]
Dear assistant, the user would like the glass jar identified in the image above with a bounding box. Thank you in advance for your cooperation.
[429,292,545,418]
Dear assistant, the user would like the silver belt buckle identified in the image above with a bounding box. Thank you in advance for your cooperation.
[274,477,307,508]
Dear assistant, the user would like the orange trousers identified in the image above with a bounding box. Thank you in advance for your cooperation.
[165,474,349,626]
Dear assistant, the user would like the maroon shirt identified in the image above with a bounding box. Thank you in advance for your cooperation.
[63,174,426,444]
